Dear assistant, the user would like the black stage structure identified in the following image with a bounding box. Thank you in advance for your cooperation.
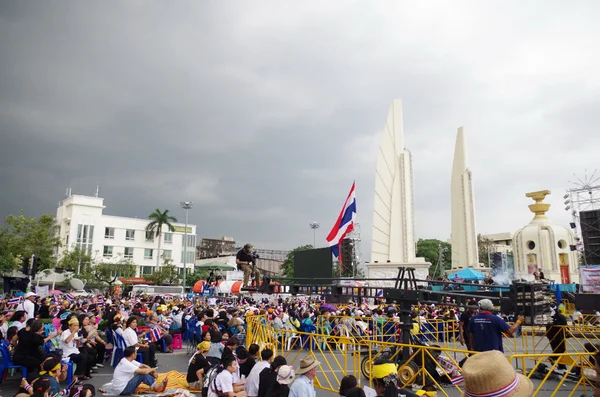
[246,267,558,326]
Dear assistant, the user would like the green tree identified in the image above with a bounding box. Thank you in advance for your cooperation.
[146,209,177,270]
[0,212,61,273]
[81,259,136,293]
[186,268,211,289]
[144,255,181,285]
[280,244,313,282]
[416,238,452,279]
[57,246,93,272]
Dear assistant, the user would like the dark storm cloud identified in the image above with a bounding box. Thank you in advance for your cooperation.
[2,1,600,256]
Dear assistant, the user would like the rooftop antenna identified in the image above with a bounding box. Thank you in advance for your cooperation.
[94,184,100,198]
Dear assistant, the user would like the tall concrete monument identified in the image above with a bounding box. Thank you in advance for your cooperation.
[368,100,430,286]
[450,127,480,270]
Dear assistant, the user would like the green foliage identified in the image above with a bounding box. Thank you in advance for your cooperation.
[146,209,177,238]
[186,268,211,288]
[0,212,61,274]
[57,246,93,272]
[81,259,136,286]
[144,256,181,285]
[280,244,313,282]
[416,238,452,279]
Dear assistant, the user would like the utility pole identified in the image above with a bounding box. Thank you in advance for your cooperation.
[309,221,320,247]
[180,201,194,291]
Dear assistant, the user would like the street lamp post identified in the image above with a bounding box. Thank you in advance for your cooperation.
[309,221,320,247]
[180,201,194,291]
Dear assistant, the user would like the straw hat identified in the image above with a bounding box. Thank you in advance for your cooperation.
[276,365,296,384]
[295,355,320,374]
[462,351,533,397]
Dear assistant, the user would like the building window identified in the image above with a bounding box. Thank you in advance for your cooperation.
[163,250,172,259]
[141,266,153,275]
[76,224,94,254]
[182,234,196,248]
[144,249,153,259]
[126,229,135,241]
[105,227,115,239]
[103,246,113,257]
[145,231,154,242]
[164,233,173,243]
[124,247,134,259]
[180,250,195,264]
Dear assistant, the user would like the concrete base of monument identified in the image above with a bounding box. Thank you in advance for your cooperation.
[366,261,432,288]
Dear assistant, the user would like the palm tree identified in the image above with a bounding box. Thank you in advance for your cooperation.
[146,209,177,269]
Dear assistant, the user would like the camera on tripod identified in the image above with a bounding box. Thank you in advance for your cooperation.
[250,251,260,262]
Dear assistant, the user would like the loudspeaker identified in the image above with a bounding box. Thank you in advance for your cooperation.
[580,210,600,265]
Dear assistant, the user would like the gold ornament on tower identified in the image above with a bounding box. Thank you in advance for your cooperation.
[525,190,551,220]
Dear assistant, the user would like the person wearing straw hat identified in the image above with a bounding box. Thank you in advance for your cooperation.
[461,350,533,397]
[289,355,319,397]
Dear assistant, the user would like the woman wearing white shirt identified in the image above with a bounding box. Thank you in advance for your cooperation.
[59,317,94,380]
[123,317,156,367]
[9,311,27,331]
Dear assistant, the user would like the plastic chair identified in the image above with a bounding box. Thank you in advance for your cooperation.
[112,331,143,367]
[0,344,27,382]
[172,334,183,350]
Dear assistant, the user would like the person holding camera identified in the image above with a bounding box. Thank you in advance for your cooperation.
[236,244,261,288]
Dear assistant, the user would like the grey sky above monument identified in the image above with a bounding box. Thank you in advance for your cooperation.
[1,2,599,258]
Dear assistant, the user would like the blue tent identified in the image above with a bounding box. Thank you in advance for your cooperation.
[449,268,485,281]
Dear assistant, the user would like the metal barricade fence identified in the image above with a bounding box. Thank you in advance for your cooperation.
[247,314,600,396]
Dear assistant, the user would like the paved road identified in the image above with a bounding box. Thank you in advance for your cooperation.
[0,337,594,397]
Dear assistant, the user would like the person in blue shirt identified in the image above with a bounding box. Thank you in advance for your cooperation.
[468,299,523,353]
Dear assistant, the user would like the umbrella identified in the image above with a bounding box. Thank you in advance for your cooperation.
[195,261,236,271]
[320,303,338,312]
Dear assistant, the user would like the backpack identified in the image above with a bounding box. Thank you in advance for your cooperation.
[202,363,222,397]
[208,368,230,397]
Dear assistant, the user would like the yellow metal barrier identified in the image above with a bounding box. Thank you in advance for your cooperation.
[248,314,600,396]
[508,351,596,397]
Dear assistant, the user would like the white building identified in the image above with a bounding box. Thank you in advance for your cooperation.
[55,194,197,278]
[513,190,579,284]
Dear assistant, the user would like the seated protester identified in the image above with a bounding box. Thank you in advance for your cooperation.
[68,384,96,397]
[14,320,58,374]
[105,346,168,396]
[207,356,245,397]
[257,356,287,397]
[147,313,174,353]
[207,330,224,366]
[77,314,106,369]
[122,317,156,367]
[235,347,251,380]
[17,377,51,397]
[10,311,27,331]
[245,349,273,397]
[186,342,212,390]
[221,338,239,365]
[170,307,183,335]
[270,365,294,397]
[371,360,418,397]
[59,317,94,381]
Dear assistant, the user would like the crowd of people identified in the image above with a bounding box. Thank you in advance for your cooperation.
[0,289,596,397]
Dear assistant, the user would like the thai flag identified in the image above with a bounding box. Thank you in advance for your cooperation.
[149,327,162,343]
[97,295,104,304]
[8,297,21,306]
[65,293,74,301]
[326,182,357,258]
[451,375,464,385]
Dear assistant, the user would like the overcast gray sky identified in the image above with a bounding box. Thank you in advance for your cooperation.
[1,2,599,259]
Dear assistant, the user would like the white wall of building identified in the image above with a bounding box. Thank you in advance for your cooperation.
[56,195,197,277]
